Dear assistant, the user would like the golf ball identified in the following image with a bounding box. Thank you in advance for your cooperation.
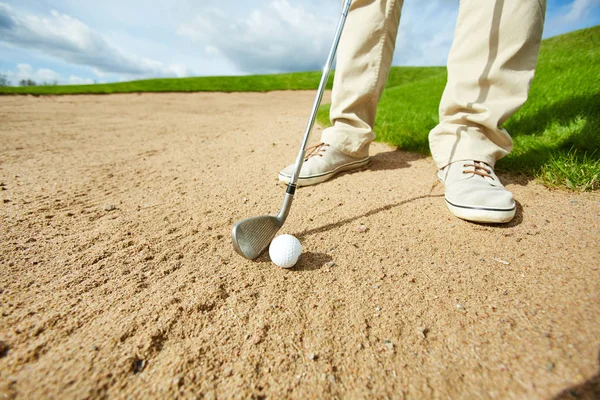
[269,234,302,268]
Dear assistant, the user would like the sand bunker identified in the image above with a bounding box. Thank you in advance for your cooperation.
[1,92,599,399]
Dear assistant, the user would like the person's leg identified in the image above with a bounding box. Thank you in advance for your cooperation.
[322,0,403,158]
[431,0,546,223]
[279,0,403,186]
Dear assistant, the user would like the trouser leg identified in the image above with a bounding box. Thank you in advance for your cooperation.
[321,0,403,158]
[429,0,546,168]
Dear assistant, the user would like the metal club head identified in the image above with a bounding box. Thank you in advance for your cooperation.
[232,214,284,260]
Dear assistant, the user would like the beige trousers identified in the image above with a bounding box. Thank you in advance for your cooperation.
[321,0,546,168]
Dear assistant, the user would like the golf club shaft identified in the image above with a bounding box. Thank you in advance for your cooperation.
[288,0,353,189]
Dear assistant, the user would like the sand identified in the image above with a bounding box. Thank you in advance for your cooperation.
[1,92,599,399]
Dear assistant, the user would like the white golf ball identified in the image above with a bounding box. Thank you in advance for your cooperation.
[269,234,302,268]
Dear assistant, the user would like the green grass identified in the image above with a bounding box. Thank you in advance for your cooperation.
[0,65,446,96]
[0,71,335,95]
[501,26,600,189]
[318,26,600,191]
[539,150,599,191]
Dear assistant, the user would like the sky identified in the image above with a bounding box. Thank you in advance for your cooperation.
[0,0,598,85]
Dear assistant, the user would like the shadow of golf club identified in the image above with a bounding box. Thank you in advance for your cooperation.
[294,194,443,240]
[252,193,522,264]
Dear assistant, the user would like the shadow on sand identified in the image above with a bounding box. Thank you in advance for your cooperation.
[551,350,600,400]
[294,193,443,241]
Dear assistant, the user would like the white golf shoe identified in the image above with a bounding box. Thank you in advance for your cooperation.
[438,160,516,223]
[278,143,370,187]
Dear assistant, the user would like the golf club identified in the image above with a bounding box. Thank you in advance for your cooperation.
[232,0,353,260]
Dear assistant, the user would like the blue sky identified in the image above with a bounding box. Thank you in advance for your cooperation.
[0,0,598,85]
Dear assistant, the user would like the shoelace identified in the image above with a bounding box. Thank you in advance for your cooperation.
[463,161,494,179]
[304,142,329,160]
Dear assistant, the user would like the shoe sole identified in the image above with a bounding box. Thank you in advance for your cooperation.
[445,198,516,223]
[278,157,370,187]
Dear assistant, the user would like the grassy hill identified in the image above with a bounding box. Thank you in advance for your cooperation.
[318,26,600,190]
[1,26,598,190]
[0,66,445,95]
[0,71,334,94]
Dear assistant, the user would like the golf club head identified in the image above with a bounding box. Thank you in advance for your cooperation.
[232,215,283,260]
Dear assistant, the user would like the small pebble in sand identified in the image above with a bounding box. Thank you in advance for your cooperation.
[384,340,394,352]
[356,224,368,233]
[308,352,318,361]
[545,362,555,371]
[217,256,229,265]
[250,329,264,345]
[133,359,146,374]
[250,335,261,345]
[418,327,429,339]
[327,261,335,268]
[456,303,466,311]
[0,340,9,357]
[104,204,116,212]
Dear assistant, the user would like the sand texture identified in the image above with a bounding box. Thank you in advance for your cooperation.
[1,92,599,399]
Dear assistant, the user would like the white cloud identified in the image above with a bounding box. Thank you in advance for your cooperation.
[1,63,100,85]
[393,0,458,66]
[177,0,460,73]
[563,0,597,22]
[0,2,191,78]
[69,75,94,85]
[34,67,61,82]
[177,0,337,74]
[544,0,600,38]
[2,63,60,84]
[1,0,597,82]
